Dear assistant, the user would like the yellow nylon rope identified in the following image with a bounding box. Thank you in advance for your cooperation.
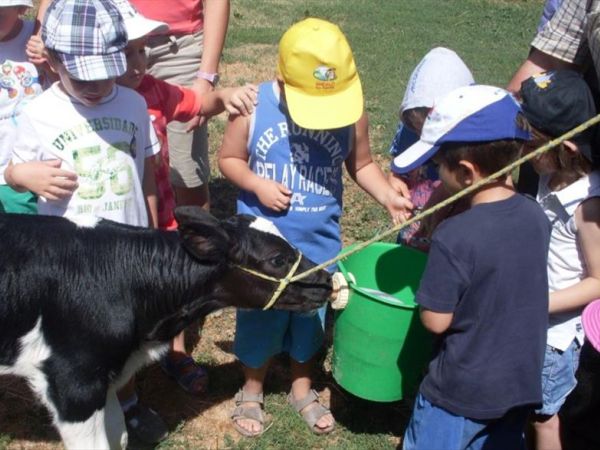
[289,113,600,283]
[234,251,304,310]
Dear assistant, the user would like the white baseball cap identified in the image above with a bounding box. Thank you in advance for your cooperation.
[392,85,530,174]
[400,47,474,113]
[111,0,168,40]
[0,0,33,6]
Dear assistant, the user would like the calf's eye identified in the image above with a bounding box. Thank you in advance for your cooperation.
[270,255,287,267]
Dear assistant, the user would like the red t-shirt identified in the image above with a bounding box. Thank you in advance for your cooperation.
[130,0,203,35]
[137,75,203,229]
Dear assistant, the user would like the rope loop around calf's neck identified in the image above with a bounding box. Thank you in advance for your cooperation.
[234,251,304,310]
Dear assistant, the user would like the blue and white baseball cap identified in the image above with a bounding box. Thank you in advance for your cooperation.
[42,0,128,81]
[391,85,530,174]
[389,47,474,160]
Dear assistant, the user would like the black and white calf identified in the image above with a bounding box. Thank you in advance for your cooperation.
[0,207,331,449]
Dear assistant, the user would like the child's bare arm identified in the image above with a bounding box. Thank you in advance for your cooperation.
[420,307,453,334]
[4,160,78,200]
[388,172,411,199]
[346,113,413,224]
[142,157,158,228]
[218,114,291,212]
[549,197,600,313]
[199,84,258,118]
[33,0,52,34]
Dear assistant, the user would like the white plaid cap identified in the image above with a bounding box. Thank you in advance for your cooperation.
[42,0,128,81]
[0,0,33,6]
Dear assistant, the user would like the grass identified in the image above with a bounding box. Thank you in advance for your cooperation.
[2,1,544,449]
[225,0,541,151]
[191,2,547,448]
[216,0,544,241]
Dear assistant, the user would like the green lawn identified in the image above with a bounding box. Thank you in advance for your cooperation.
[1,1,545,449]
[215,0,544,242]
[226,0,542,155]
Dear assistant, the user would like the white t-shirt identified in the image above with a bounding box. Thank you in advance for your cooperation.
[0,20,43,183]
[537,171,600,351]
[12,83,160,227]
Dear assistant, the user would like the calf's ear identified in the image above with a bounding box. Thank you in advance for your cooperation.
[220,214,256,262]
[175,206,229,262]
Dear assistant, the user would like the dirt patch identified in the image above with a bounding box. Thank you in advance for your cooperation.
[222,44,278,86]
[1,306,407,449]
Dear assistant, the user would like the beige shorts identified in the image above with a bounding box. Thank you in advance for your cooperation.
[146,31,209,188]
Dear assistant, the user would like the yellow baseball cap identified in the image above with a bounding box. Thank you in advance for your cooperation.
[277,18,363,130]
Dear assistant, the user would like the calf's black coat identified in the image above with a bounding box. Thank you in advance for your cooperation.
[0,207,330,449]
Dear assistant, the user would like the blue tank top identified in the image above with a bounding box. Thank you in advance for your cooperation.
[237,81,352,264]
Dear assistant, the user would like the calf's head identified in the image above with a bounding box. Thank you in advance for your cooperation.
[175,207,332,312]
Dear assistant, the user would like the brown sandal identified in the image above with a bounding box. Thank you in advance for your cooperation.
[231,389,267,437]
[287,389,335,435]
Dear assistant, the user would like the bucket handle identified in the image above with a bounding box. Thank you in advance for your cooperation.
[341,271,416,310]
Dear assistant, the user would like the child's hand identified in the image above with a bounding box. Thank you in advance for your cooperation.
[383,185,414,225]
[186,84,258,132]
[254,178,291,212]
[222,84,258,116]
[9,160,78,201]
[26,35,47,66]
[388,172,411,199]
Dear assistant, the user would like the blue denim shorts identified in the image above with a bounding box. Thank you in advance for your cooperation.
[403,393,529,450]
[233,306,326,368]
[536,340,581,416]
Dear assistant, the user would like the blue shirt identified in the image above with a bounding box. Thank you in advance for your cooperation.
[237,81,352,264]
[417,194,551,420]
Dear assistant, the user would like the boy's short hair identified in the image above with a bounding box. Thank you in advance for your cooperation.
[277,17,363,130]
[392,85,530,174]
[436,116,528,176]
[42,0,127,81]
[520,70,596,163]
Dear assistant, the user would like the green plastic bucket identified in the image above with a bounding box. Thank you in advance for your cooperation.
[332,242,432,402]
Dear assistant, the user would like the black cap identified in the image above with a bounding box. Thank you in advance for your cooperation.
[520,70,596,161]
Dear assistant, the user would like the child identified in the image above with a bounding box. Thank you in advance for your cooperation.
[111,0,257,399]
[113,0,256,230]
[393,85,551,450]
[0,0,43,213]
[4,0,166,444]
[218,18,412,437]
[519,70,600,450]
[389,47,474,251]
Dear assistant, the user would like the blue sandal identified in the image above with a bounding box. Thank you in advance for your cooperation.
[160,354,209,395]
